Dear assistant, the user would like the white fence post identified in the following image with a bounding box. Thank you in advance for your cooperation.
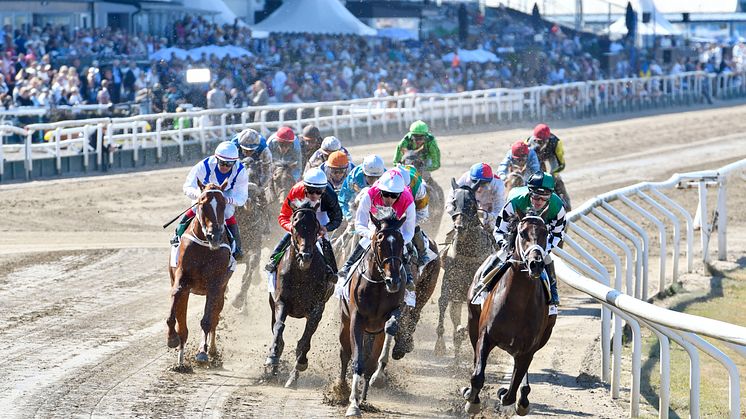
[716,175,728,261]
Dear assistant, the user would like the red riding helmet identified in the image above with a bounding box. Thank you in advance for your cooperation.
[511,141,529,158]
[533,123,551,141]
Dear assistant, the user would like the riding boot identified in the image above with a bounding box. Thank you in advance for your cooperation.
[337,244,365,280]
[412,225,431,266]
[170,214,194,245]
[264,233,291,273]
[546,261,560,306]
[403,262,415,291]
[226,224,244,260]
[320,237,338,282]
[404,242,416,291]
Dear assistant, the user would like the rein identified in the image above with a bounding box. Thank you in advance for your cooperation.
[509,215,547,269]
[360,227,404,284]
[183,189,231,251]
[289,207,321,259]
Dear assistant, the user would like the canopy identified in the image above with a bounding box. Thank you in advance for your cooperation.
[187,45,254,60]
[607,13,680,37]
[252,0,377,36]
[442,49,500,64]
[149,47,189,61]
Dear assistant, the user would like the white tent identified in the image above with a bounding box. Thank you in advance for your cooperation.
[252,0,377,36]
[606,0,681,38]
[442,49,501,64]
[149,47,189,61]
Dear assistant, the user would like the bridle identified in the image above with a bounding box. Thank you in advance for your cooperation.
[511,215,547,270]
[362,227,404,284]
[290,207,320,259]
[183,188,230,250]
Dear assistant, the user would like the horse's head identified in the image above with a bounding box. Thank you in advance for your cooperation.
[196,179,228,250]
[370,206,405,294]
[449,178,480,232]
[402,150,425,174]
[290,199,320,270]
[513,213,549,279]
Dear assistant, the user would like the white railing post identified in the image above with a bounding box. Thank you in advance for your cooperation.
[155,118,163,162]
[697,180,710,262]
[54,127,62,174]
[82,125,89,171]
[25,130,33,178]
[649,189,694,273]
[96,123,103,167]
[638,191,681,283]
[716,175,728,261]
[592,208,644,299]
[620,195,668,297]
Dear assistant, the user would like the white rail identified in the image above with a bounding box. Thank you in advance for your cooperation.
[556,159,746,418]
[2,71,743,180]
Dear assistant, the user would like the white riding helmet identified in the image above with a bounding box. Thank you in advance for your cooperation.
[214,141,239,161]
[303,167,328,188]
[377,170,405,194]
[320,136,341,153]
[393,164,411,185]
[362,155,385,177]
[237,128,261,149]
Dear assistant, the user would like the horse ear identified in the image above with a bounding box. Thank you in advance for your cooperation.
[398,214,407,225]
[220,179,229,191]
[370,212,381,230]
[197,179,205,191]
[451,177,458,190]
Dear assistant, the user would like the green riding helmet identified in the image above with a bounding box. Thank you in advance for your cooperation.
[527,171,555,196]
[409,120,430,136]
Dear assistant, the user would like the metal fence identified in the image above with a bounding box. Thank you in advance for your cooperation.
[555,159,746,418]
[1,70,745,181]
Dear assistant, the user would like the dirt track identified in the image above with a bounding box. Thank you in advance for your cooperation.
[2,104,746,418]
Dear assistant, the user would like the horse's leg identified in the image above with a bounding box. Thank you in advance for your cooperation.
[363,333,384,401]
[466,302,481,361]
[265,300,287,371]
[208,284,227,358]
[231,261,252,310]
[371,308,400,387]
[285,308,323,389]
[196,285,222,362]
[461,334,494,415]
[450,301,465,359]
[167,277,190,368]
[434,275,450,356]
[498,353,533,413]
[346,312,365,417]
[335,302,352,400]
[516,370,531,416]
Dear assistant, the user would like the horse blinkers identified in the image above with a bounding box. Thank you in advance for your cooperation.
[517,216,548,280]
[375,230,403,294]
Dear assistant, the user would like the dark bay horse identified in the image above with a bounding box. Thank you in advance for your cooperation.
[461,214,556,416]
[266,199,333,388]
[167,180,233,368]
[435,180,495,358]
[231,164,271,311]
[337,208,406,417]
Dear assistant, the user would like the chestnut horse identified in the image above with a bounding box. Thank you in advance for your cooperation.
[503,164,528,201]
[435,181,495,358]
[167,181,233,368]
[265,199,333,388]
[337,208,406,417]
[461,214,556,416]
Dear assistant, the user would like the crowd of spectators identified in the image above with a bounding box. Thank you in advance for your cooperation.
[1,4,744,116]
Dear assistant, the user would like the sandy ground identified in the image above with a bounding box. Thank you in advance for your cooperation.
[1,104,746,418]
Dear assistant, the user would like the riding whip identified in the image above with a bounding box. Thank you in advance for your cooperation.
[162,203,197,229]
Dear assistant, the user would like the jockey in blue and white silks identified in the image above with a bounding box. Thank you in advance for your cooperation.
[338,155,386,220]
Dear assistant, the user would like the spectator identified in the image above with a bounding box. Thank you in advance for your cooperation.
[97,79,112,105]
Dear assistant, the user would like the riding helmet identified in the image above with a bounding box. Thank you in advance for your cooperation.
[362,155,385,177]
[320,136,341,153]
[408,120,430,136]
[214,141,239,161]
[378,170,406,194]
[303,167,328,188]
[469,162,494,182]
[527,172,555,195]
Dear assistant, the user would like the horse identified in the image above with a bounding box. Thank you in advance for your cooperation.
[336,207,407,417]
[401,150,445,235]
[434,180,496,358]
[265,199,334,388]
[167,180,234,368]
[269,159,297,210]
[461,214,557,416]
[231,163,271,311]
[503,163,528,201]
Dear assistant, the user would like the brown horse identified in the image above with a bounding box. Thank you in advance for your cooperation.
[503,164,528,201]
[461,214,556,416]
[401,150,445,235]
[337,207,406,417]
[435,180,495,358]
[269,160,296,210]
[167,181,233,368]
[265,199,333,388]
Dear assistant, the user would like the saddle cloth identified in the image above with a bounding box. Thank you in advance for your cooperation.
[471,267,553,311]
[170,240,236,272]
[266,241,325,298]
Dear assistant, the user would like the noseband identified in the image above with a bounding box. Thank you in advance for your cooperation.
[290,207,320,258]
[512,215,547,268]
[363,227,404,284]
[183,188,230,250]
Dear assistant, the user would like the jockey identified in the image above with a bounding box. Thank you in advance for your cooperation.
[171,141,249,259]
[300,124,323,168]
[393,120,440,172]
[305,136,352,172]
[267,126,303,181]
[338,154,386,221]
[525,123,571,210]
[320,150,354,193]
[447,162,505,229]
[233,128,272,189]
[264,167,343,282]
[476,172,566,310]
[337,170,417,290]
[393,163,432,267]
[496,140,541,182]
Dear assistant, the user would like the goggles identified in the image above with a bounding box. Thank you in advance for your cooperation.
[329,167,347,176]
[305,187,324,196]
[217,159,236,167]
[381,191,401,199]
[411,134,427,141]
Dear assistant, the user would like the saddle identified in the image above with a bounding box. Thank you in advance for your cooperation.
[470,253,551,306]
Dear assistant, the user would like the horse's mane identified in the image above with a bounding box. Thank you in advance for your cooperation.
[291,198,317,210]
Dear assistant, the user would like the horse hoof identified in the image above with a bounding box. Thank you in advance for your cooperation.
[370,371,386,388]
[465,401,481,415]
[284,376,298,389]
[167,334,181,349]
[516,402,530,416]
[497,387,508,402]
[345,405,361,417]
[296,361,308,372]
[264,356,279,367]
[195,352,209,363]
[460,387,471,400]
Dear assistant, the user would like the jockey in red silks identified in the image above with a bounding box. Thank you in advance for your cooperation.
[337,169,417,290]
[171,141,249,259]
